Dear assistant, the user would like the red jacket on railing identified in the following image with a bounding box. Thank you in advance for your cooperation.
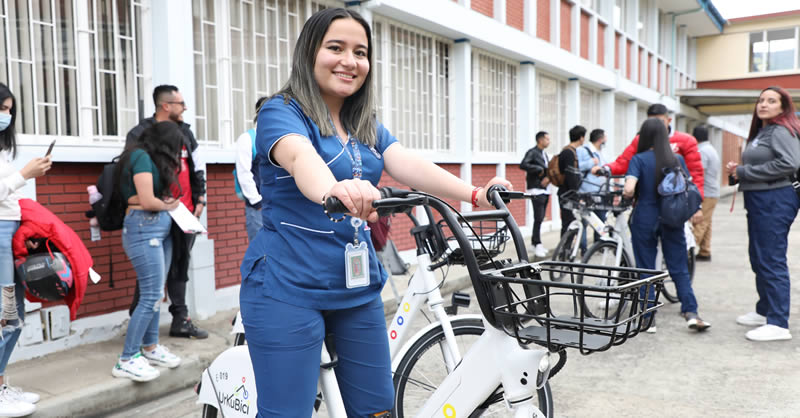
[12,199,93,320]
[605,130,705,198]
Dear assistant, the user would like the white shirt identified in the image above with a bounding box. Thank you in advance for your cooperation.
[0,150,26,220]
[234,129,262,206]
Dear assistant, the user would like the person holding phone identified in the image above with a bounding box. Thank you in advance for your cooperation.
[0,83,52,417]
[111,122,183,382]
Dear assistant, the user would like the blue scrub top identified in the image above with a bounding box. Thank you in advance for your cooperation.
[240,96,399,310]
[627,150,688,224]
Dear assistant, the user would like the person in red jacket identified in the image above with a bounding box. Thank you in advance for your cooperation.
[593,103,704,223]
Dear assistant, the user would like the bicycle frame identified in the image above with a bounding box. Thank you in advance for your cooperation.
[565,206,606,260]
[595,208,635,273]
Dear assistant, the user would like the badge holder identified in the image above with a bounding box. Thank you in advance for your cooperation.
[345,217,369,288]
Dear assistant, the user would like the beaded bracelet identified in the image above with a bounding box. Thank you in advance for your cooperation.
[322,195,347,223]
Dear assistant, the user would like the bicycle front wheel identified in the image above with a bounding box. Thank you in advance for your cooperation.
[549,228,578,282]
[392,318,554,417]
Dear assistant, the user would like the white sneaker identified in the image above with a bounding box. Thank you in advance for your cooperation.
[0,387,35,417]
[745,324,792,342]
[112,353,160,382]
[645,326,657,334]
[1,385,39,404]
[141,345,181,369]
[534,244,547,258]
[736,312,767,327]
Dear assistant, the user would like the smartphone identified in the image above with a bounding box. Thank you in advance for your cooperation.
[44,140,56,157]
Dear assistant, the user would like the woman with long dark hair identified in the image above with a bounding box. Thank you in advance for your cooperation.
[0,83,52,417]
[623,118,710,333]
[111,122,183,382]
[727,86,800,342]
[240,7,510,416]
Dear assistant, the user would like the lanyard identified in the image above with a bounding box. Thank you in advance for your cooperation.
[329,119,362,179]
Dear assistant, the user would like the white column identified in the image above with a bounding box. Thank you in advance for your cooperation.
[571,2,580,55]
[589,14,598,63]
[676,115,688,134]
[550,0,560,46]
[494,0,506,24]
[626,99,637,143]
[524,0,537,37]
[599,90,615,161]
[605,17,615,70]
[151,0,197,127]
[519,63,537,227]
[76,1,94,139]
[626,0,638,41]
[459,0,471,7]
[453,40,473,213]
[566,78,580,132]
[619,33,627,78]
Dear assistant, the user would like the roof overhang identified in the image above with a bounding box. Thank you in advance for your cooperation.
[654,0,726,37]
[677,88,800,115]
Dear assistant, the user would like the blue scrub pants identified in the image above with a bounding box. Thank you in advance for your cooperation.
[240,273,393,417]
[631,207,698,315]
[744,186,799,329]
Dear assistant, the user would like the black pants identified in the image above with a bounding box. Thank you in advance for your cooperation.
[530,194,549,246]
[129,221,197,322]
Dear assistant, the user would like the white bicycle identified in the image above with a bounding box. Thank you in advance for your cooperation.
[196,189,554,417]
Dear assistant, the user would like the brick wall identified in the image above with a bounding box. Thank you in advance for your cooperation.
[626,40,632,80]
[698,74,800,89]
[657,59,662,92]
[205,164,249,289]
[537,0,550,41]
[559,0,571,51]
[722,131,745,177]
[579,11,590,60]
[507,0,524,31]
[614,32,621,69]
[504,164,526,225]
[597,23,605,66]
[472,0,493,17]
[648,53,653,88]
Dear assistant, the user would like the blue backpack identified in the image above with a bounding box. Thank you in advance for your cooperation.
[233,129,257,201]
[657,165,702,227]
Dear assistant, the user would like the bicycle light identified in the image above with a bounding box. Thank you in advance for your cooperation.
[536,352,552,389]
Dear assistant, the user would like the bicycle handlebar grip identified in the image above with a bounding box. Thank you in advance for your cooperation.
[323,196,349,214]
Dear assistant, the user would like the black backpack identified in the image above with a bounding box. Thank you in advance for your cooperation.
[92,160,127,231]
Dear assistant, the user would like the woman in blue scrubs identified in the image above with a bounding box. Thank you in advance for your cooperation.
[239,8,510,417]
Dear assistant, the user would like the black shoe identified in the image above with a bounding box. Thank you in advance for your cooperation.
[170,319,209,339]
[696,254,711,262]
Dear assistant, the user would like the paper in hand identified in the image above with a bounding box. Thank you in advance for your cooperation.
[168,201,208,234]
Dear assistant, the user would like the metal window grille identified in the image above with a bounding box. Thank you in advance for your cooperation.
[580,87,599,133]
[192,0,220,143]
[472,49,518,154]
[537,74,567,148]
[373,18,451,152]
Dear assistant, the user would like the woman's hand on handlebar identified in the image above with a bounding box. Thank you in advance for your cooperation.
[475,177,512,209]
[325,179,381,222]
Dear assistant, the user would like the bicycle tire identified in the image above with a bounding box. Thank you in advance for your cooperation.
[662,248,695,304]
[577,240,634,319]
[549,228,578,282]
[392,318,553,417]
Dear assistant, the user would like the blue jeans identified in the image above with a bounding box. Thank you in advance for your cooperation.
[245,204,262,242]
[240,262,393,417]
[744,187,799,329]
[0,220,22,376]
[631,218,698,315]
[121,210,172,359]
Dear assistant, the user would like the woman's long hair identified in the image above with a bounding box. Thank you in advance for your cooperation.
[273,8,377,146]
[0,83,17,158]
[115,122,183,198]
[747,86,800,141]
[637,118,678,190]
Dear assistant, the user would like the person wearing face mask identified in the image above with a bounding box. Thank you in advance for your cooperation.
[577,129,609,251]
[240,8,511,416]
[727,86,800,342]
[0,83,52,417]
[592,104,705,225]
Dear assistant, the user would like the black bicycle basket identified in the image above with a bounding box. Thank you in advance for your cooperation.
[479,260,666,355]
[436,217,510,265]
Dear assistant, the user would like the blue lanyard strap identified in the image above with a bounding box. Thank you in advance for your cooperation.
[329,119,363,179]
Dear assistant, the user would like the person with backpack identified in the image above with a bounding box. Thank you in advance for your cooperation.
[125,85,208,340]
[727,86,800,342]
[112,121,183,382]
[0,83,52,417]
[555,125,586,237]
[520,131,551,258]
[235,97,269,242]
[623,118,710,333]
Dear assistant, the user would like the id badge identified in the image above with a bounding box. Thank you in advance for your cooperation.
[345,241,370,288]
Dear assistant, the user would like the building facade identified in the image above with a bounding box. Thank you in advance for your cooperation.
[2,0,748,359]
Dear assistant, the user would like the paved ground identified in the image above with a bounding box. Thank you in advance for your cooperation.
[10,193,800,417]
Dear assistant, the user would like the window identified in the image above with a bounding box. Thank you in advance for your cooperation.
[637,1,646,46]
[538,75,567,148]
[374,19,451,153]
[579,0,596,11]
[613,0,626,33]
[472,50,518,154]
[580,87,599,132]
[1,0,147,140]
[750,28,799,72]
[193,0,220,143]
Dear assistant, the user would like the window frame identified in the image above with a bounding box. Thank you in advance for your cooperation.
[749,26,800,74]
[471,48,519,156]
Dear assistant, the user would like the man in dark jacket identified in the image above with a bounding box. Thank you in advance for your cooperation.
[558,125,586,238]
[520,131,551,257]
[126,85,208,339]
